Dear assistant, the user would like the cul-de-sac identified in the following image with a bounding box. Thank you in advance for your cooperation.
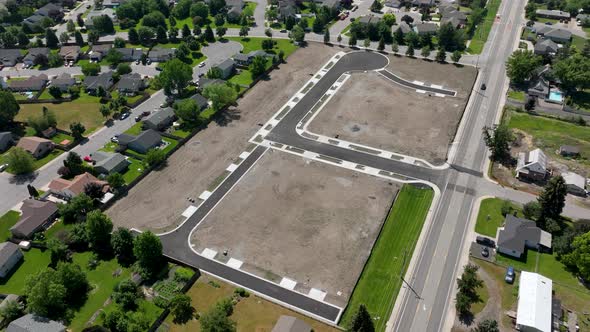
[0,0,589,331]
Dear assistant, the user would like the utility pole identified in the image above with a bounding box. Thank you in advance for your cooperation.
[400,249,423,300]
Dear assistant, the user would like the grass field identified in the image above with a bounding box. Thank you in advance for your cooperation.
[68,252,132,332]
[475,198,521,237]
[507,89,525,102]
[0,248,51,294]
[0,211,20,242]
[227,37,298,58]
[124,122,143,135]
[467,0,502,54]
[506,110,590,168]
[50,132,75,145]
[572,34,586,50]
[339,185,434,331]
[122,157,144,184]
[228,69,254,86]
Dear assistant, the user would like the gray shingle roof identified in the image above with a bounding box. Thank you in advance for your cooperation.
[23,48,50,63]
[497,215,552,254]
[7,314,66,332]
[144,107,175,127]
[83,71,114,91]
[10,199,58,239]
[118,73,144,92]
[0,242,20,269]
[119,129,162,152]
[92,151,129,173]
[215,58,235,72]
[188,93,209,110]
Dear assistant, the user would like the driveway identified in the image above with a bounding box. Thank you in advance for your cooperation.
[194,40,243,79]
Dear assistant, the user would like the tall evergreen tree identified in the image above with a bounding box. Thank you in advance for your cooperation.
[538,175,567,222]
[45,29,59,48]
[348,304,374,332]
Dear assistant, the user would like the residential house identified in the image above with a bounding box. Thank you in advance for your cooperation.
[50,73,77,92]
[188,93,209,110]
[535,26,572,44]
[0,132,13,152]
[278,0,298,20]
[516,272,552,332]
[562,171,586,196]
[198,77,226,89]
[414,22,438,35]
[214,59,236,79]
[357,15,382,26]
[59,45,81,62]
[92,151,130,174]
[41,127,57,139]
[497,215,552,259]
[0,242,22,278]
[439,4,468,28]
[8,74,48,92]
[118,73,145,96]
[114,48,143,62]
[143,107,176,130]
[412,0,434,7]
[516,148,548,181]
[271,315,312,332]
[24,3,64,28]
[7,314,66,332]
[22,48,50,67]
[576,13,589,24]
[233,50,268,66]
[85,8,117,29]
[83,71,114,95]
[559,145,580,157]
[394,22,413,34]
[10,199,58,239]
[118,129,162,154]
[535,9,570,20]
[314,0,340,10]
[48,172,109,199]
[89,44,113,62]
[148,48,175,62]
[226,0,244,21]
[534,38,559,56]
[23,14,47,28]
[385,0,402,8]
[16,136,54,158]
[0,49,23,67]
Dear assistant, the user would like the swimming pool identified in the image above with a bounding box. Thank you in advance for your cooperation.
[548,90,564,103]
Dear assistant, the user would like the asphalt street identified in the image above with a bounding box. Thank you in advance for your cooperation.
[377,69,456,96]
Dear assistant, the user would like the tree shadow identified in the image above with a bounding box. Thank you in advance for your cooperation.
[213,108,242,127]
[8,172,38,185]
[458,311,475,326]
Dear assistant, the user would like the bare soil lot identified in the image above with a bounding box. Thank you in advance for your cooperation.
[307,57,476,164]
[190,151,399,307]
[107,44,340,231]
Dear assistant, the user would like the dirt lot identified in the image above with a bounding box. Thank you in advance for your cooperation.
[307,56,477,164]
[190,151,399,307]
[107,44,340,231]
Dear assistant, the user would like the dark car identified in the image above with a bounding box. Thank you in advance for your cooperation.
[476,236,495,248]
[134,116,141,122]
[505,266,515,284]
[545,21,553,25]
[142,111,151,117]
[119,112,131,120]
[481,247,489,257]
[155,66,163,71]
[481,83,487,90]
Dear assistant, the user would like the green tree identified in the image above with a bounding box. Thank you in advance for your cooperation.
[506,50,542,85]
[552,53,590,94]
[0,91,20,129]
[348,304,374,332]
[144,148,167,167]
[455,263,483,315]
[249,55,267,79]
[45,28,59,48]
[522,201,541,220]
[370,0,383,12]
[137,26,155,44]
[159,58,193,95]
[406,44,415,57]
[207,66,223,79]
[472,319,499,332]
[0,299,23,323]
[203,83,238,112]
[382,13,396,26]
[537,175,567,222]
[200,305,236,332]
[133,231,164,279]
[421,46,431,58]
[114,36,126,48]
[113,279,142,310]
[59,32,70,44]
[174,99,202,127]
[111,227,135,264]
[92,14,115,33]
[47,238,69,266]
[105,48,123,66]
[75,31,85,46]
[48,53,64,67]
[451,50,462,63]
[261,39,274,51]
[5,147,34,174]
[437,22,464,52]
[81,62,101,76]
[59,193,94,223]
[48,85,63,99]
[67,20,76,32]
[107,172,125,190]
[128,27,139,44]
[377,36,385,51]
[56,262,90,306]
[70,122,86,140]
[86,209,113,251]
[239,25,249,38]
[204,25,215,42]
[216,26,227,39]
[363,38,370,48]
[435,48,446,62]
[289,25,305,43]
[349,34,357,47]
[170,294,195,324]
[182,24,191,39]
[117,62,132,75]
[482,124,513,163]
[25,269,67,319]
[562,231,590,280]
[88,30,100,43]
[391,42,399,54]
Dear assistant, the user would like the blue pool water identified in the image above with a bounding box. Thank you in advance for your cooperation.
[549,90,564,103]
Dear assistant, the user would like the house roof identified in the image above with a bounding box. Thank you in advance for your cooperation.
[48,172,109,196]
[16,136,51,154]
[144,107,175,126]
[560,145,580,154]
[0,49,22,63]
[414,22,438,33]
[396,22,413,34]
[83,71,114,90]
[0,242,20,267]
[0,294,19,310]
[10,199,58,238]
[188,93,209,109]
[9,74,48,91]
[149,47,174,58]
[562,171,585,189]
[118,73,144,91]
[23,48,50,62]
[0,132,12,144]
[91,44,113,55]
[320,0,340,8]
[51,73,76,87]
[541,28,572,40]
[59,45,80,58]
[233,53,249,62]
[114,47,143,58]
[516,148,547,174]
[534,38,558,53]
[7,313,66,332]
[271,316,312,332]
[118,129,162,151]
[516,272,552,332]
[92,151,129,173]
[215,58,235,71]
[497,215,552,254]
[198,78,226,88]
[536,9,570,18]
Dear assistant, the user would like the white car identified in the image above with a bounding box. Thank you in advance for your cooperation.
[0,164,8,172]
[198,62,206,68]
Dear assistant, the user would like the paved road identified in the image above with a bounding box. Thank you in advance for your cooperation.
[378,69,457,96]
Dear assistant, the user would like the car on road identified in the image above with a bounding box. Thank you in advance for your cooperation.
[134,116,142,122]
[198,62,206,68]
[505,266,515,284]
[481,83,487,90]
[0,164,8,172]
[111,136,119,143]
[545,21,553,25]
[119,112,131,120]
[476,236,495,248]
[136,60,140,65]
[481,247,489,257]
[280,29,287,33]
[156,66,163,71]
[83,155,92,162]
[146,59,152,65]
[142,111,151,117]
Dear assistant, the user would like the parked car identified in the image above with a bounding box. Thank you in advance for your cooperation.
[155,66,163,71]
[111,136,119,143]
[119,112,131,120]
[476,236,495,248]
[481,83,487,90]
[0,164,8,172]
[545,21,553,25]
[505,266,515,284]
[146,59,152,65]
[142,111,151,117]
[280,29,287,33]
[481,247,489,257]
[134,116,142,122]
[198,62,206,68]
[136,59,140,65]
[83,155,92,162]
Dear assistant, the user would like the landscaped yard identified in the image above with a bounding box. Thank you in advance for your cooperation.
[571,34,586,50]
[124,122,143,135]
[507,89,525,102]
[68,252,132,332]
[339,185,434,331]
[0,148,64,174]
[475,198,521,237]
[122,157,144,184]
[0,248,51,294]
[153,42,207,67]
[50,132,75,145]
[467,0,501,54]
[227,37,298,58]
[0,210,20,242]
[160,137,179,155]
[228,69,254,86]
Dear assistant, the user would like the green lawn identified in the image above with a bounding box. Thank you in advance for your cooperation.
[50,132,75,145]
[124,122,143,135]
[475,198,521,237]
[339,185,434,331]
[0,248,51,294]
[496,250,538,272]
[506,110,590,168]
[0,211,20,242]
[227,37,298,58]
[68,252,132,332]
[44,219,73,240]
[507,90,525,102]
[467,0,502,54]
[571,89,590,112]
[536,17,559,24]
[571,35,586,50]
[228,69,254,86]
[122,157,144,184]
[161,137,179,155]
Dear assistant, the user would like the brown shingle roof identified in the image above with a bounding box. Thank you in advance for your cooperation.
[48,172,109,196]
[16,136,51,154]
[10,199,58,238]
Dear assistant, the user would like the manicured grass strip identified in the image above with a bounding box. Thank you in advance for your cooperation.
[122,157,145,184]
[0,211,20,242]
[229,69,254,86]
[227,37,298,58]
[339,185,434,331]
[124,122,143,135]
[0,249,51,294]
[507,90,525,102]
[467,0,502,54]
[475,198,521,237]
